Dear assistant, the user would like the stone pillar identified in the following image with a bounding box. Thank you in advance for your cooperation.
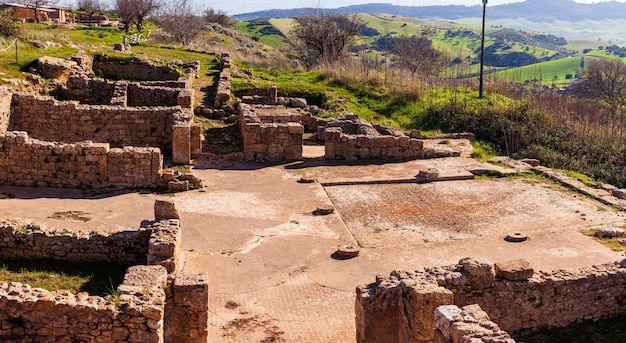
[399,282,454,343]
[269,85,277,105]
[172,124,191,164]
[165,272,209,343]
[356,282,403,343]
[190,123,203,157]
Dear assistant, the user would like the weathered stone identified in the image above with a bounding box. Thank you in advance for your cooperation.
[612,188,626,200]
[595,227,626,238]
[154,199,180,220]
[401,283,454,341]
[495,259,534,281]
[37,56,78,82]
[459,258,495,290]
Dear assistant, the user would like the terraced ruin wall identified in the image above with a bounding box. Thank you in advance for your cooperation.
[93,55,182,81]
[9,93,191,153]
[356,259,626,342]
[0,131,162,188]
[239,104,303,162]
[0,215,207,342]
[325,127,424,160]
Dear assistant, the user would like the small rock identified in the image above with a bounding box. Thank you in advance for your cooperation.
[520,158,540,167]
[594,227,626,238]
[154,199,180,220]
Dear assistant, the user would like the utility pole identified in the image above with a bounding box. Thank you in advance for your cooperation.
[479,0,488,98]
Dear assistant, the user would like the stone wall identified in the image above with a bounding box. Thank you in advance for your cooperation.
[239,104,303,162]
[0,218,180,268]
[325,127,424,160]
[0,87,12,133]
[164,272,209,342]
[434,305,515,343]
[0,201,205,342]
[214,52,232,108]
[127,84,193,108]
[0,265,168,343]
[93,55,182,81]
[9,93,192,154]
[0,131,163,188]
[356,258,626,342]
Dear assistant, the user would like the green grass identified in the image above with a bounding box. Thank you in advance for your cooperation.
[471,140,500,162]
[0,259,129,296]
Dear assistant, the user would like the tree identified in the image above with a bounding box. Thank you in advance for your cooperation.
[115,0,136,32]
[0,9,19,37]
[155,0,204,46]
[77,0,103,27]
[22,0,57,24]
[291,10,361,67]
[135,0,160,33]
[115,0,159,32]
[577,58,626,107]
[204,8,233,27]
[392,35,448,77]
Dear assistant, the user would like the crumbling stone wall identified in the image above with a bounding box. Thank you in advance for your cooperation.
[0,265,168,343]
[0,218,180,268]
[127,84,193,108]
[434,304,515,343]
[93,55,182,81]
[0,131,162,188]
[239,104,303,162]
[214,52,232,108]
[356,258,626,342]
[0,87,12,133]
[9,93,191,154]
[324,118,425,160]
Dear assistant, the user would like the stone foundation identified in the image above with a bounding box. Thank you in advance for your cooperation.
[0,131,162,188]
[0,87,12,133]
[93,55,183,82]
[9,93,192,155]
[239,103,303,162]
[0,265,168,343]
[356,258,626,342]
[325,127,424,160]
[214,52,232,108]
[0,201,206,342]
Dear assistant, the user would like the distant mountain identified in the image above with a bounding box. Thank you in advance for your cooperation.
[233,0,626,22]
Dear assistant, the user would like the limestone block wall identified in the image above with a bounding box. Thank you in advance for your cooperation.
[0,218,181,267]
[214,52,232,108]
[0,131,163,188]
[0,265,168,343]
[0,87,13,133]
[93,55,181,81]
[127,84,193,109]
[325,127,424,160]
[434,304,515,343]
[239,104,303,162]
[9,93,192,153]
[356,259,626,342]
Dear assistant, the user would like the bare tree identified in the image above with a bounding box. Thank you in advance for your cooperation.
[115,0,159,32]
[204,8,233,27]
[393,35,448,77]
[22,0,58,24]
[115,0,136,32]
[577,59,626,107]
[77,0,103,27]
[135,0,160,32]
[155,0,204,46]
[291,10,361,67]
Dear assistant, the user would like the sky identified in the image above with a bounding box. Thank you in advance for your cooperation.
[196,0,626,16]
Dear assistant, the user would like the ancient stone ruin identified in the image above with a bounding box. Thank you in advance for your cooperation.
[0,200,208,342]
[0,54,204,190]
[356,257,626,342]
